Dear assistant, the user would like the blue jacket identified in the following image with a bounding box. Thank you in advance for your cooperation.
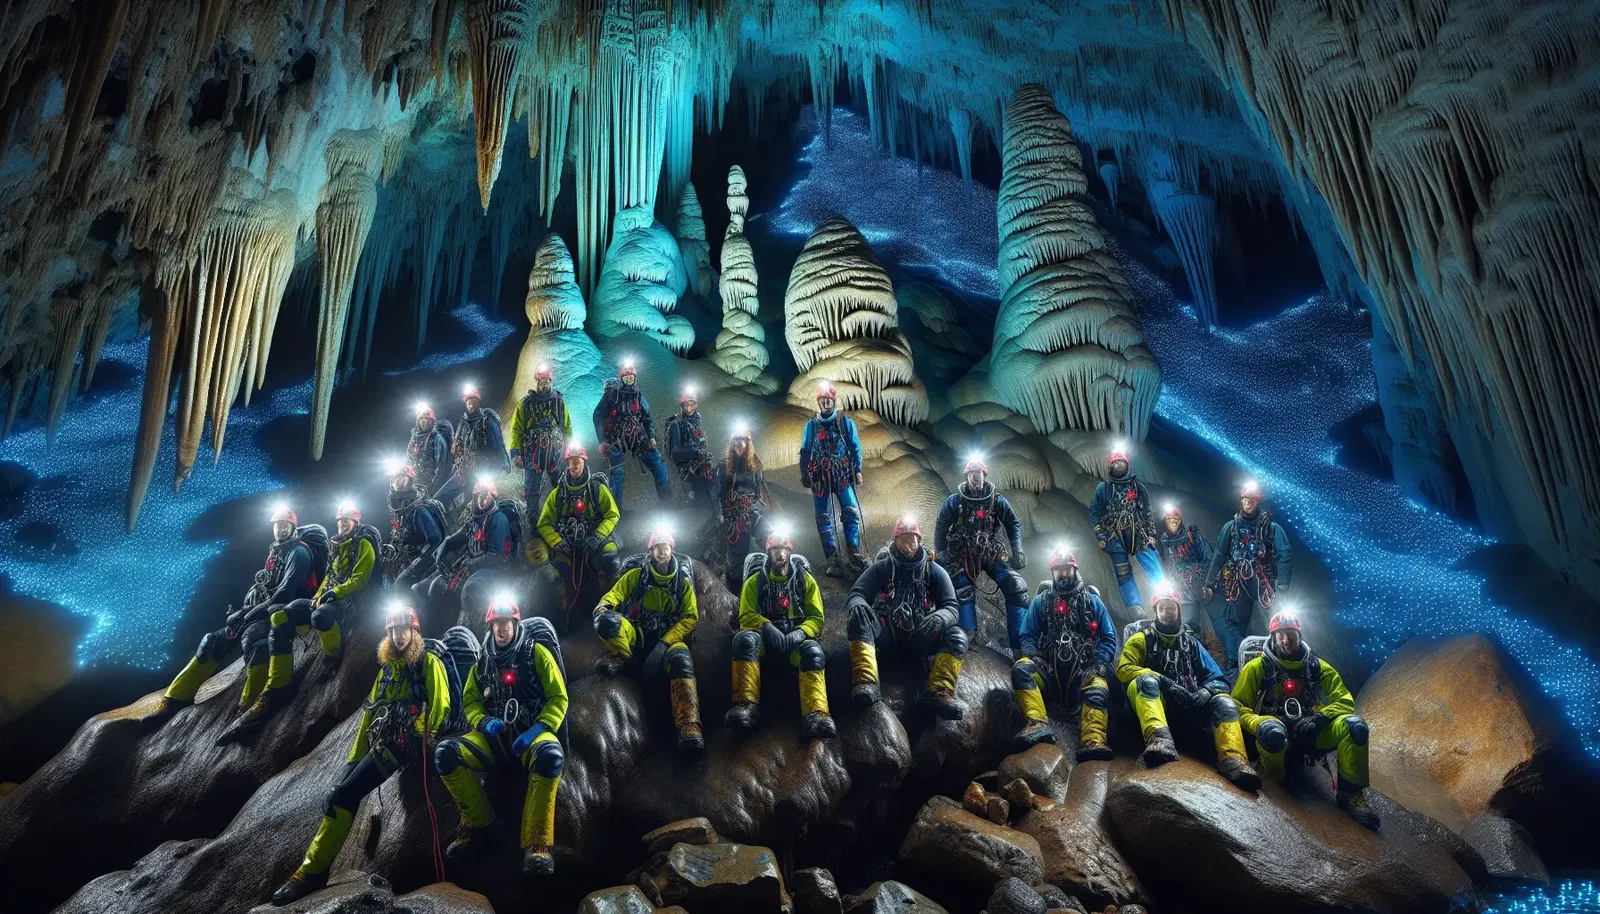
[593,380,655,448]
[1090,473,1154,546]
[934,482,1023,562]
[456,408,509,472]
[408,426,452,493]
[667,411,709,464]
[1017,584,1117,667]
[1205,512,1293,590]
[1156,525,1214,602]
[799,411,862,491]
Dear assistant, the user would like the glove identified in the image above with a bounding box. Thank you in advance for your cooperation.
[225,609,246,633]
[853,472,863,486]
[1184,685,1213,709]
[1292,713,1329,750]
[783,628,807,652]
[1008,550,1026,571]
[762,623,788,656]
[583,535,601,552]
[481,717,508,738]
[511,723,550,758]
[800,470,813,490]
[915,612,947,642]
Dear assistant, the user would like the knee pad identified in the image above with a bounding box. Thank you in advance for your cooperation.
[941,625,969,657]
[840,505,861,526]
[1210,694,1239,724]
[1113,561,1133,584]
[532,740,564,778]
[433,740,463,775]
[310,606,338,632]
[1344,715,1369,746]
[1080,683,1109,710]
[1257,718,1289,752]
[797,639,826,672]
[594,611,622,639]
[1135,674,1162,699]
[732,629,762,661]
[1011,661,1039,691]
[665,645,694,679]
[999,574,1028,607]
[814,511,834,530]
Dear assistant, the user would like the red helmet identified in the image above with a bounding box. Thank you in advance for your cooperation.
[472,477,498,499]
[1108,446,1130,467]
[963,455,988,476]
[815,380,838,402]
[618,362,637,379]
[462,385,482,402]
[648,526,675,549]
[892,515,921,540]
[534,363,555,381]
[390,463,417,481]
[1048,547,1079,571]
[270,505,297,526]
[416,405,436,421]
[1161,502,1182,521]
[730,425,752,441]
[564,443,587,461]
[765,531,794,551]
[1240,480,1264,500]
[680,388,698,404]
[1152,587,1182,611]
[1268,611,1302,634]
[485,599,521,623]
[385,605,421,631]
[336,502,361,523]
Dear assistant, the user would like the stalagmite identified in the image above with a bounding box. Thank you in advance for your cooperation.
[1100,160,1121,210]
[506,233,607,421]
[988,84,1160,439]
[950,108,975,198]
[1148,169,1219,326]
[466,0,524,211]
[710,165,777,394]
[310,131,382,461]
[782,217,928,426]
[673,183,716,298]
[590,204,695,353]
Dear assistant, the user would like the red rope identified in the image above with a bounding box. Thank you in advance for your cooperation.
[418,703,445,882]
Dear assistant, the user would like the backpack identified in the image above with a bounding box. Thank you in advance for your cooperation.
[424,625,481,736]
[741,552,812,587]
[520,616,570,742]
[295,524,331,592]
[352,523,386,585]
[1237,634,1269,670]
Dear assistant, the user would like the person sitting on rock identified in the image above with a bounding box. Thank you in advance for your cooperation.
[434,598,568,877]
[537,443,621,631]
[1154,502,1216,638]
[593,360,670,505]
[1010,546,1117,760]
[667,387,717,514]
[716,424,770,590]
[845,516,967,720]
[800,380,869,576]
[417,476,519,605]
[271,605,453,905]
[591,525,704,752]
[219,501,377,744]
[435,384,508,507]
[142,504,328,728]
[726,529,835,739]
[1232,610,1377,829]
[384,464,447,593]
[408,403,453,501]
[1204,480,1293,670]
[1117,588,1262,790]
[510,362,571,525]
[935,454,1028,640]
[1090,444,1164,613]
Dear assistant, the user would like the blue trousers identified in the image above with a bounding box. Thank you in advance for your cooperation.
[812,486,861,553]
[949,559,1029,638]
[433,473,465,509]
[608,446,669,505]
[523,465,560,515]
[1212,574,1269,668]
[1104,539,1164,609]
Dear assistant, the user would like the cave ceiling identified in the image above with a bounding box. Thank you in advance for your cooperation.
[0,0,1596,593]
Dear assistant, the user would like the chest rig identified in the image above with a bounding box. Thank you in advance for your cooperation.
[1134,621,1204,690]
[1254,650,1323,721]
[477,631,545,731]
[757,560,808,633]
[453,409,499,469]
[874,554,934,637]
[408,428,443,477]
[949,484,1006,565]
[519,391,566,470]
[365,661,429,761]
[1039,584,1100,676]
[1101,476,1153,545]
[601,382,649,452]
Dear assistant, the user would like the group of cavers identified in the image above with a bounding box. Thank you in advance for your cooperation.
[135,363,1380,906]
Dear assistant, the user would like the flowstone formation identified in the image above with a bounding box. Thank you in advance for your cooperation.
[505,234,608,422]
[984,85,1161,440]
[782,217,927,426]
[591,205,695,354]
[710,165,778,395]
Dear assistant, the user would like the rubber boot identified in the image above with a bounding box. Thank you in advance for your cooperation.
[277,806,353,903]
[1218,755,1263,791]
[239,662,269,711]
[271,870,328,906]
[141,696,192,728]
[1338,785,1381,830]
[164,656,220,703]
[799,669,836,739]
[824,550,846,578]
[848,545,870,571]
[726,658,761,730]
[849,640,880,707]
[216,686,290,746]
[1013,686,1055,747]
[1077,701,1114,762]
[521,771,559,875]
[1142,726,1179,766]
[670,677,705,752]
[919,652,965,720]
[1214,717,1260,790]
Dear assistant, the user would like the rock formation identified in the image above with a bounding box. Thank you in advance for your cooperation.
[591,205,695,354]
[1144,157,1219,327]
[989,85,1160,440]
[673,184,716,298]
[710,166,778,394]
[505,233,608,423]
[782,217,928,426]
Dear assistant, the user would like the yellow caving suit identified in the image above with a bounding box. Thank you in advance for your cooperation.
[1116,621,1249,767]
[594,559,702,743]
[731,557,830,723]
[1231,647,1369,788]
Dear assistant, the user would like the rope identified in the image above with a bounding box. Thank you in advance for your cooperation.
[418,702,446,883]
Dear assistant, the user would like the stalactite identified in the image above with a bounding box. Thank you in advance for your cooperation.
[127,265,183,530]
[49,0,131,179]
[1147,170,1219,326]
[1100,159,1121,209]
[537,78,574,221]
[988,84,1160,439]
[949,107,973,197]
[466,0,524,211]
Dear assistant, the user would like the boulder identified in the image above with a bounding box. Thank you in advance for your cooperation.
[636,842,789,913]
[1359,634,1600,866]
[845,881,950,914]
[1014,759,1142,907]
[1459,813,1549,888]
[898,795,1044,900]
[983,876,1047,914]
[998,745,1071,803]
[1105,757,1475,912]
[643,817,721,856]
[1031,883,1084,912]
[248,873,494,914]
[793,867,844,914]
[578,885,658,914]
[0,601,385,914]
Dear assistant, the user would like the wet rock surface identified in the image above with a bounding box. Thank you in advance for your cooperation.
[635,841,789,913]
[898,794,1043,904]
[1014,759,1143,908]
[248,873,495,914]
[845,880,950,914]
[578,884,659,914]
[793,867,844,914]
[1459,813,1549,889]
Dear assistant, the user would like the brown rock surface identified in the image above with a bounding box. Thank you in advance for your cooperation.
[898,795,1044,894]
[638,842,789,913]
[1014,759,1143,908]
[578,885,658,914]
